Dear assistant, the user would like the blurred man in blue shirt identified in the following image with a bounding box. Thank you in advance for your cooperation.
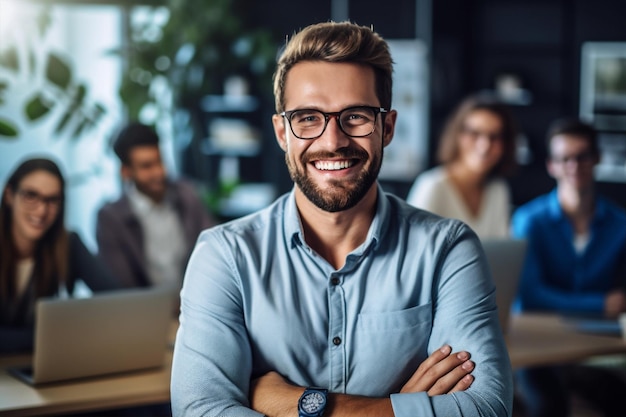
[512,117,626,417]
[171,21,512,417]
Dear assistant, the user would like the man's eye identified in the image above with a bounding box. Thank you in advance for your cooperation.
[343,111,372,124]
[294,112,321,124]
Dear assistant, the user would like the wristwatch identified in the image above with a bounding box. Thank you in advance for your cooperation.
[298,387,328,417]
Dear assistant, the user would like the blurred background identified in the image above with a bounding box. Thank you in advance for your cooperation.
[1,0,625,248]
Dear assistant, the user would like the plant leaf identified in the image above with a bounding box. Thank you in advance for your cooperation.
[71,118,92,140]
[54,108,74,136]
[0,80,7,105]
[0,118,19,138]
[46,53,72,89]
[25,93,53,121]
[36,7,53,38]
[29,49,36,79]
[73,84,87,105]
[55,83,89,135]
[0,46,19,72]
[93,103,107,119]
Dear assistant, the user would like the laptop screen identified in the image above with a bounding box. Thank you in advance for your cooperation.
[11,287,174,385]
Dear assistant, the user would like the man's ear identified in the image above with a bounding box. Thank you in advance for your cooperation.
[546,159,556,179]
[120,165,132,181]
[382,110,397,148]
[272,113,288,152]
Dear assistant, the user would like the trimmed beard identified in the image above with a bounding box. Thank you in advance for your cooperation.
[133,178,167,202]
[285,147,382,212]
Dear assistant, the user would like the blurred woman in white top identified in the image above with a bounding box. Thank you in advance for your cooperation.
[406,93,518,238]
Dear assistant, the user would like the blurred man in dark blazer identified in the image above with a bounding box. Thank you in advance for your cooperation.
[96,123,215,289]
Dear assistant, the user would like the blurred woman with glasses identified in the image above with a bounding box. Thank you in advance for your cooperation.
[406,93,518,239]
[0,157,119,353]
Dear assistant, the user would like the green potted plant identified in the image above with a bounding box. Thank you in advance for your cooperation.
[119,0,276,122]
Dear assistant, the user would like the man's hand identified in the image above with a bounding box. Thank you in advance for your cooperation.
[250,345,474,416]
[401,345,474,395]
[605,290,626,319]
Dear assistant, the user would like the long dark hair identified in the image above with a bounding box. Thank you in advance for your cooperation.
[0,157,68,304]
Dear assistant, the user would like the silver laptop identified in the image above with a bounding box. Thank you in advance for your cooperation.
[9,287,173,385]
[481,238,527,333]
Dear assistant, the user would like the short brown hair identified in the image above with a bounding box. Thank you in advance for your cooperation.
[546,117,599,158]
[112,122,160,166]
[437,93,518,177]
[273,21,394,113]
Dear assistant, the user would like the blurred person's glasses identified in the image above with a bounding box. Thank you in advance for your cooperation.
[17,189,62,210]
[280,106,387,140]
[551,151,596,166]
[460,126,503,142]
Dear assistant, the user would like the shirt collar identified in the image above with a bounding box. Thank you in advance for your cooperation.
[126,182,171,214]
[548,187,610,223]
[285,183,388,254]
[547,189,563,219]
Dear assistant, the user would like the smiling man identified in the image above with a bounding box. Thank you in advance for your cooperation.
[96,123,214,289]
[171,21,512,417]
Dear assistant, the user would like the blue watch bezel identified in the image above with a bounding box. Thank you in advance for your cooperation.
[298,387,328,417]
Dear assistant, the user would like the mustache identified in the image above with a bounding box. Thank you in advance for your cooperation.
[302,148,369,163]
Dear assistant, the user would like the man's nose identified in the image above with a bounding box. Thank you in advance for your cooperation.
[475,135,492,152]
[151,163,166,177]
[318,115,350,149]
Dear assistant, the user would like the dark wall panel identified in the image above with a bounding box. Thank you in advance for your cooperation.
[349,0,416,38]
[431,0,626,206]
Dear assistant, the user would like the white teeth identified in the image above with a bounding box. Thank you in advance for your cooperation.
[314,160,354,170]
[27,216,44,227]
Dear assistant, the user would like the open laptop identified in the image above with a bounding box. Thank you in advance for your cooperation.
[481,238,527,333]
[8,287,174,385]
[560,311,622,336]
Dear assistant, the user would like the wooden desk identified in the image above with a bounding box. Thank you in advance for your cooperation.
[506,313,626,369]
[2,315,625,416]
[0,354,171,417]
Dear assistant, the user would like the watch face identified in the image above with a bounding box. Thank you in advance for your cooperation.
[301,391,326,413]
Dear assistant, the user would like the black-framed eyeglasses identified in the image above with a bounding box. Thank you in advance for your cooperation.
[17,189,62,210]
[550,151,596,165]
[280,106,387,140]
[460,125,503,142]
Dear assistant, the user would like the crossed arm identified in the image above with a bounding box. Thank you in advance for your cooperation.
[171,225,512,417]
[250,345,475,417]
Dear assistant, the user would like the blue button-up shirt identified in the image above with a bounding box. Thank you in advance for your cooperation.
[511,189,626,313]
[171,185,513,417]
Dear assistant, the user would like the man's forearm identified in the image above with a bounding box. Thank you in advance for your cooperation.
[250,346,474,417]
[326,394,394,417]
[250,373,394,417]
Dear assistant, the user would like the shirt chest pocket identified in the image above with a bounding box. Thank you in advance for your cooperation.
[350,303,433,393]
[356,303,433,333]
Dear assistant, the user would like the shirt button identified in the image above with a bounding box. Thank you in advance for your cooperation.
[331,277,340,285]
[333,337,342,346]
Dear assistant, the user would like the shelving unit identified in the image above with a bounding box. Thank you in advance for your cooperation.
[579,42,626,184]
[195,86,276,220]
